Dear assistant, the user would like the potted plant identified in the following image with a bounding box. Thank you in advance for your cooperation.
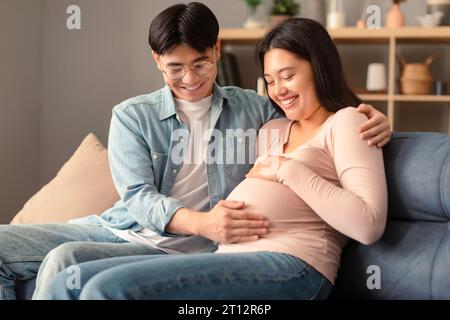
[269,0,300,27]
[241,0,264,28]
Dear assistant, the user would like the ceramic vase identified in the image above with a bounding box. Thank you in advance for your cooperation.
[386,4,405,28]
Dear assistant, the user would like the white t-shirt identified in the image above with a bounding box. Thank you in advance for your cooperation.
[168,94,212,211]
[106,95,216,254]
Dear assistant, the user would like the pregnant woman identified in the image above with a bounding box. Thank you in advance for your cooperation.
[39,18,388,300]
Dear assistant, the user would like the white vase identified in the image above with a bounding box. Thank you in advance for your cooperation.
[243,6,264,29]
[326,0,345,29]
[327,11,346,29]
[366,63,387,92]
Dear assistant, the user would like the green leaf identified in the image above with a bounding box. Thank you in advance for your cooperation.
[270,0,300,16]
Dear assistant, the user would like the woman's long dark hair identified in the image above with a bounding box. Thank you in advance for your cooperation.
[256,18,361,115]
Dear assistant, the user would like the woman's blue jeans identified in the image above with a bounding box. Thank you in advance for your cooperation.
[42,252,332,300]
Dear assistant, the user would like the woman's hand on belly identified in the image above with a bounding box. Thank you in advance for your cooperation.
[246,156,287,182]
[195,200,269,244]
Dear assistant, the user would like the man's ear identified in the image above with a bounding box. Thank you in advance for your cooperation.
[215,39,221,60]
[152,50,162,70]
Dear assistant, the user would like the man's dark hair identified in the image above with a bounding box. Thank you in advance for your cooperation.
[257,18,361,115]
[149,2,219,55]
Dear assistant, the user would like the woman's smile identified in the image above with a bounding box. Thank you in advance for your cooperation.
[278,95,299,109]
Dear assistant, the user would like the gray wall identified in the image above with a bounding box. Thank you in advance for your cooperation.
[0,0,42,223]
[0,0,251,223]
[38,0,253,186]
[0,0,448,223]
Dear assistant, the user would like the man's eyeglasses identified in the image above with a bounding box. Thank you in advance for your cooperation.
[160,59,216,81]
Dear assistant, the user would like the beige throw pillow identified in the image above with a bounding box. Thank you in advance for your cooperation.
[10,133,120,224]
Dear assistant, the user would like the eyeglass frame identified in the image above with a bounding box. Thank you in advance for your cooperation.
[159,52,218,81]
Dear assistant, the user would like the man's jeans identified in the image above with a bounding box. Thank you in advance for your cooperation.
[41,252,333,300]
[0,224,163,300]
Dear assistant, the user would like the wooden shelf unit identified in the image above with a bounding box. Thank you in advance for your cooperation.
[219,27,450,134]
[393,95,450,102]
[358,94,389,101]
[220,27,450,43]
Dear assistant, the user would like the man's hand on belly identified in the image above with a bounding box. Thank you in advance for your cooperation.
[194,200,269,244]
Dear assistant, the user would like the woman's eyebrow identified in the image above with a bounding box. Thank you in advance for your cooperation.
[264,66,295,77]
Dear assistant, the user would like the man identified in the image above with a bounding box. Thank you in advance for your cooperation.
[0,2,390,300]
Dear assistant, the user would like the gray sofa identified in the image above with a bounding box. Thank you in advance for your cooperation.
[331,131,450,299]
[15,131,450,300]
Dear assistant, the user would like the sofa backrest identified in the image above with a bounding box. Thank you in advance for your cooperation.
[383,131,450,222]
[331,131,450,299]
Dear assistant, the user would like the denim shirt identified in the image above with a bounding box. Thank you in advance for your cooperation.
[70,83,282,235]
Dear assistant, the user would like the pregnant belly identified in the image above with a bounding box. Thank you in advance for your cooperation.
[226,178,312,228]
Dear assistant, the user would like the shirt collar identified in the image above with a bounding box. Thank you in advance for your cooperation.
[159,82,229,121]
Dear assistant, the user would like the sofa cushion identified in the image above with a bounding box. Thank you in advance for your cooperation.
[383,132,450,222]
[10,133,120,224]
[332,220,450,299]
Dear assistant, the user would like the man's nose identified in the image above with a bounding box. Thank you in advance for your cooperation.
[181,67,199,83]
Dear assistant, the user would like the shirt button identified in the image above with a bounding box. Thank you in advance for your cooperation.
[152,154,159,160]
[172,168,178,174]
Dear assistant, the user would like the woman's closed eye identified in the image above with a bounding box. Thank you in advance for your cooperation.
[282,74,295,80]
[265,74,295,86]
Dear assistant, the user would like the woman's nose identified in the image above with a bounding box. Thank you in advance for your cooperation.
[273,82,288,97]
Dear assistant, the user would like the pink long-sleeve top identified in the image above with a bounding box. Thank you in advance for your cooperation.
[216,107,388,284]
